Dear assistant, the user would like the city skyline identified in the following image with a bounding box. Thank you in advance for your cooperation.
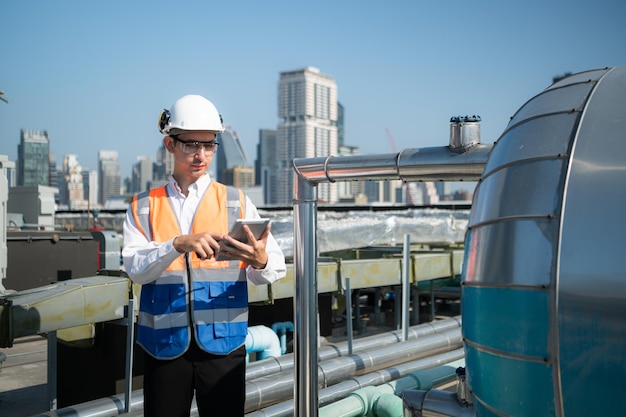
[1,1,624,181]
[4,66,463,208]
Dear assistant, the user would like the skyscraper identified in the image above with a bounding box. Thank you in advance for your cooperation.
[82,169,98,208]
[153,144,174,188]
[273,67,339,205]
[215,127,254,188]
[98,150,121,205]
[257,129,278,205]
[17,129,50,187]
[337,102,345,148]
[48,152,58,191]
[62,154,87,210]
[130,156,153,194]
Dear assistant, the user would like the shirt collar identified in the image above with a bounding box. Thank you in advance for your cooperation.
[168,173,212,198]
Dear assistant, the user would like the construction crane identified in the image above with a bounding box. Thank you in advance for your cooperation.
[385,128,414,205]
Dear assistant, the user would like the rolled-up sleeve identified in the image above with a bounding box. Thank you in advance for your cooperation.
[121,206,182,285]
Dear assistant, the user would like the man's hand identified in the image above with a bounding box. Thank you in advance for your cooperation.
[218,224,270,269]
[173,232,222,260]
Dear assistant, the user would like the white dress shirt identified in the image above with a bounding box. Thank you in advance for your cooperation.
[122,173,286,286]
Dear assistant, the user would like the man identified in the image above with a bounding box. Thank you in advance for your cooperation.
[122,94,286,417]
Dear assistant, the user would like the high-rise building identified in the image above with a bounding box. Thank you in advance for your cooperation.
[407,182,440,206]
[62,154,87,210]
[153,144,174,187]
[364,179,407,205]
[82,170,98,208]
[273,67,339,205]
[215,128,255,188]
[17,129,50,187]
[49,152,61,207]
[57,169,69,208]
[98,150,121,205]
[49,152,58,191]
[131,156,153,194]
[257,129,278,205]
[337,102,345,148]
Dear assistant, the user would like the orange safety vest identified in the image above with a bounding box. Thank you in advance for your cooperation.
[130,182,247,358]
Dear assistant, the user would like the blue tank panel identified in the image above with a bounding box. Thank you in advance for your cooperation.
[472,402,505,417]
[465,344,555,416]
[462,286,550,358]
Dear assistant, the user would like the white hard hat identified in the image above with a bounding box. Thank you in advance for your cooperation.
[158,94,224,135]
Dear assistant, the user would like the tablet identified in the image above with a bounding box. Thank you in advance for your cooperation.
[227,218,270,243]
[215,218,270,260]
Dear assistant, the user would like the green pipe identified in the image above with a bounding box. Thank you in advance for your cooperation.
[319,359,464,417]
[372,394,403,417]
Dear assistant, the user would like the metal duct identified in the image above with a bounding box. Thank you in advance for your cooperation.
[0,276,129,347]
[293,145,491,185]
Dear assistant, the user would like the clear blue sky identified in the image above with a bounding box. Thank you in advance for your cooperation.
[1,0,624,180]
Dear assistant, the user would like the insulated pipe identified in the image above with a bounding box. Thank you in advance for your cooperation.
[292,144,491,417]
[247,349,465,417]
[320,386,402,417]
[317,348,464,408]
[246,325,282,361]
[245,327,462,413]
[31,389,145,417]
[318,358,465,417]
[245,316,461,381]
[31,333,463,417]
[292,145,491,185]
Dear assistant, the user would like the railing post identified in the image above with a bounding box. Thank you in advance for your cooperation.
[293,176,319,417]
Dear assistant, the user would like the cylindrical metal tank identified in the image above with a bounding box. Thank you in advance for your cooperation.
[462,66,626,416]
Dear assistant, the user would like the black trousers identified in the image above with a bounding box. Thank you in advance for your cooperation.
[143,343,246,417]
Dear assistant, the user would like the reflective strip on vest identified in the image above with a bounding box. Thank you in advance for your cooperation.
[132,182,247,359]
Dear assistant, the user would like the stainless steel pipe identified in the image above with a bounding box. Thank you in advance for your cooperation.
[292,144,491,416]
[248,348,465,417]
[245,327,462,413]
[293,145,491,185]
